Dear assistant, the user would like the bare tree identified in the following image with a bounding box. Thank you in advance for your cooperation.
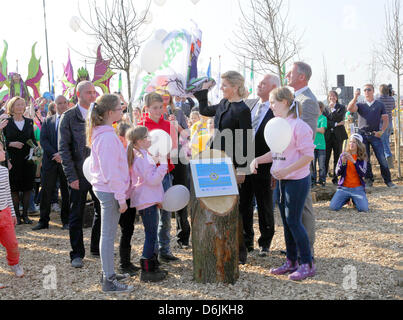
[378,0,402,177]
[321,54,330,96]
[229,0,302,84]
[77,0,151,101]
[368,50,380,88]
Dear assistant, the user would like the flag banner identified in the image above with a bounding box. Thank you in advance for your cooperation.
[133,22,215,102]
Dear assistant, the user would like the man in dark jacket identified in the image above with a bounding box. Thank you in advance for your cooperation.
[33,95,70,231]
[58,81,101,268]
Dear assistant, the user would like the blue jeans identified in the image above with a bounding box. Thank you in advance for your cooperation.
[362,133,392,184]
[330,186,368,212]
[158,173,173,255]
[312,149,326,184]
[140,205,159,259]
[94,191,121,279]
[278,175,312,265]
[380,121,393,159]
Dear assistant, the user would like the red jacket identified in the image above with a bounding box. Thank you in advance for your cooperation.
[144,115,177,173]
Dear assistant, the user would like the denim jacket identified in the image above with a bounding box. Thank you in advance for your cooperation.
[335,154,367,188]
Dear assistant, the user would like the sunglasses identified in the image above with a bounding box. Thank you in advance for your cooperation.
[363,88,373,92]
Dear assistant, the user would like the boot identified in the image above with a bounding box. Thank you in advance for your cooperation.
[119,247,140,276]
[22,212,33,224]
[152,254,168,275]
[140,258,167,282]
[15,213,23,225]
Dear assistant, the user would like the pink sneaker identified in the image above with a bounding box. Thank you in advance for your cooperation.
[288,263,316,281]
[269,259,299,275]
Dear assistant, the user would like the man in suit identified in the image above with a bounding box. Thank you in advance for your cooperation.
[286,62,319,258]
[241,74,279,257]
[174,96,195,118]
[58,81,101,268]
[33,95,70,231]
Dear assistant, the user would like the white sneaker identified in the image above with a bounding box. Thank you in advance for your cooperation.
[11,264,24,278]
[51,203,61,212]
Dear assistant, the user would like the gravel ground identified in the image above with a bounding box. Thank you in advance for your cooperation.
[0,177,402,300]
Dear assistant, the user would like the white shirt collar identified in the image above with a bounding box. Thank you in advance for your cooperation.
[78,104,88,120]
[294,86,309,97]
[366,99,375,107]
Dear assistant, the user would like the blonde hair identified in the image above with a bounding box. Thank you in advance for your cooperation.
[7,96,25,116]
[346,136,367,161]
[126,126,149,167]
[270,87,302,118]
[221,71,248,99]
[86,94,120,146]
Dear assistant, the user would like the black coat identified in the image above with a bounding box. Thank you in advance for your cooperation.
[40,114,61,171]
[3,116,36,191]
[194,90,252,169]
[245,99,274,178]
[58,105,91,185]
[323,103,348,143]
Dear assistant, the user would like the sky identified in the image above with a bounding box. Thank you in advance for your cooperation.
[0,0,400,101]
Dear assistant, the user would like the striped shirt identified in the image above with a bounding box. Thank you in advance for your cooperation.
[0,166,15,217]
[377,95,396,122]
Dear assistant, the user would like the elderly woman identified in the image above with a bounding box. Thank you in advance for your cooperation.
[3,97,37,224]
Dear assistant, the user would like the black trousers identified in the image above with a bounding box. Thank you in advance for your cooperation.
[172,162,191,245]
[68,179,101,261]
[325,135,343,178]
[119,199,137,249]
[239,174,275,249]
[39,164,70,226]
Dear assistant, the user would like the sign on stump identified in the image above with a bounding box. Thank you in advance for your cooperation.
[189,149,240,284]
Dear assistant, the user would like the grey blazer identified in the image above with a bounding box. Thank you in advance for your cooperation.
[295,87,320,140]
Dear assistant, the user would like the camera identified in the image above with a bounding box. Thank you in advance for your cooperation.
[387,84,393,96]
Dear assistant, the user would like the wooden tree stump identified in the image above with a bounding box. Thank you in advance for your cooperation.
[190,149,240,284]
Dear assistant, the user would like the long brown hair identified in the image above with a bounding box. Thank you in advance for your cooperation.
[346,136,367,161]
[86,94,120,146]
[126,126,149,167]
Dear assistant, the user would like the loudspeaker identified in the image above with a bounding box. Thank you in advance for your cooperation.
[337,75,345,88]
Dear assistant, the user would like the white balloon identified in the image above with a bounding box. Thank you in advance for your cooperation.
[154,0,167,6]
[148,129,173,157]
[82,157,92,183]
[69,16,81,32]
[162,185,190,212]
[336,88,342,95]
[140,39,165,73]
[154,29,168,41]
[190,0,200,4]
[264,117,292,153]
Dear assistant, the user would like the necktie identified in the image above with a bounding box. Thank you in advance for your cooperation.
[252,103,264,131]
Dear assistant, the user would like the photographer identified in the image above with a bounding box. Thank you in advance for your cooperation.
[347,84,396,188]
[378,84,396,168]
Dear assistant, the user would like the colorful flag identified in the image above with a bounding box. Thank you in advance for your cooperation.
[249,59,254,96]
[207,58,211,78]
[118,73,122,93]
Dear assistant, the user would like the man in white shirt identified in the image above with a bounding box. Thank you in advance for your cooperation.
[241,74,279,259]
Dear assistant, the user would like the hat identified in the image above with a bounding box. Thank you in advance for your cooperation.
[351,133,363,143]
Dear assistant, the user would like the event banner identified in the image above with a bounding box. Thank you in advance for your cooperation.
[133,23,205,102]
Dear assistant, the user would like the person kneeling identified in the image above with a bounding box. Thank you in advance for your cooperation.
[330,134,369,213]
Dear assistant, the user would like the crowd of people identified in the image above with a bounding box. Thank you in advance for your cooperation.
[0,61,399,292]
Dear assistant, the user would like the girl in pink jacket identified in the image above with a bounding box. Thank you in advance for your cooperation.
[250,87,315,281]
[126,126,168,283]
[87,94,133,293]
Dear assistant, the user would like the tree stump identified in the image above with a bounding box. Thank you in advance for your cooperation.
[190,149,240,284]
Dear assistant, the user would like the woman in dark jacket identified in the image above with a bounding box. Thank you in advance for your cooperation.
[323,90,348,185]
[194,71,252,264]
[3,97,37,224]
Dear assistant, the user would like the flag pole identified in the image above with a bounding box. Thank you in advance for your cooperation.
[42,0,51,93]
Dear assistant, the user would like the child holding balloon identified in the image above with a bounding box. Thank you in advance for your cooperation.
[126,126,168,282]
[250,87,315,281]
[143,92,179,262]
